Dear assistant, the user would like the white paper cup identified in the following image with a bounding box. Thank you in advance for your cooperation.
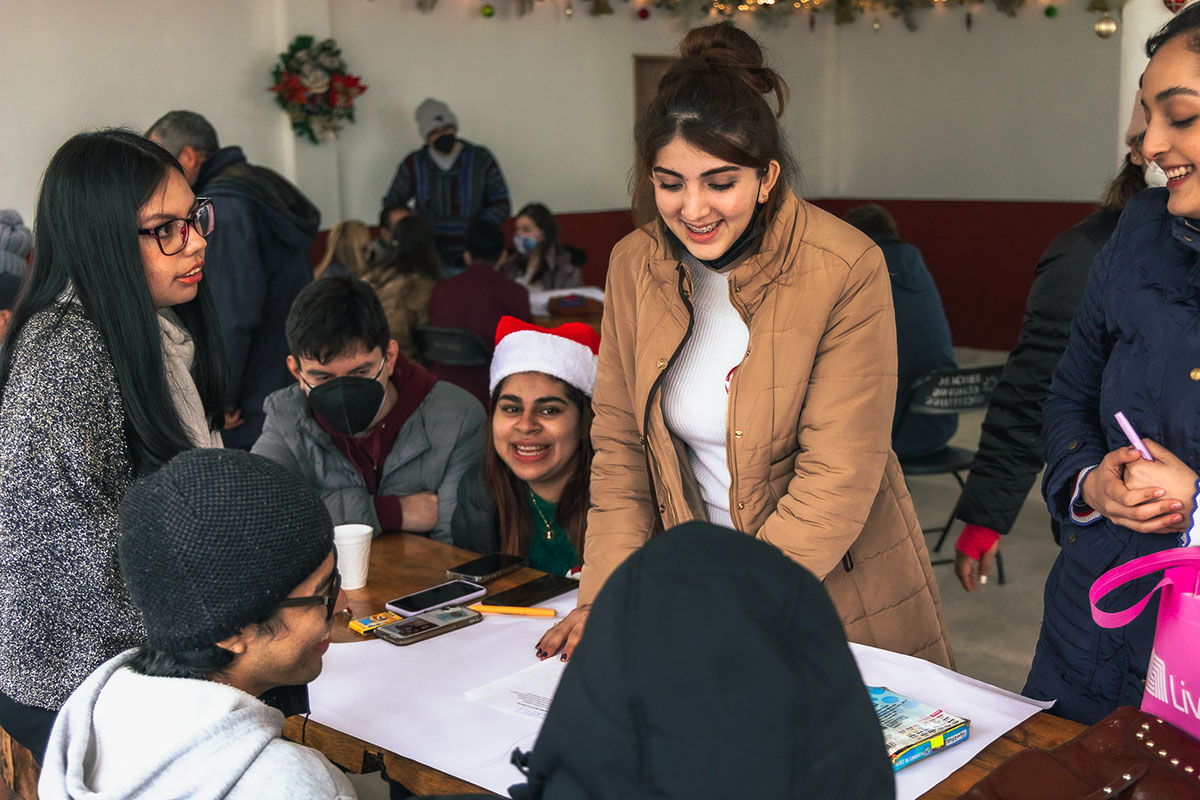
[333,524,374,590]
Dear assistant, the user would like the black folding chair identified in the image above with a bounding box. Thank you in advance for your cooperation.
[892,365,1007,584]
[412,326,490,367]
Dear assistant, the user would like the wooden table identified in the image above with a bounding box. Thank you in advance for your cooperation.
[284,532,1087,798]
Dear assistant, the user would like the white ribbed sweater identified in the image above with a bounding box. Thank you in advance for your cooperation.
[661,257,749,527]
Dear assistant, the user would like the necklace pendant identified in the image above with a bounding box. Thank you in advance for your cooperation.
[545,526,554,540]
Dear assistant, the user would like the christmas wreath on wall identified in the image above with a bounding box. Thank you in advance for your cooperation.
[270,36,368,144]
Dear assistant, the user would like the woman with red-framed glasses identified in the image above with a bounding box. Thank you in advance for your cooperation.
[0,128,228,762]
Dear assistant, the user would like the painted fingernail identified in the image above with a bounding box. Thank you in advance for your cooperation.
[536,649,546,658]
[1172,502,1183,510]
[979,575,988,585]
[1155,490,1166,497]
[1175,515,1184,523]
[560,653,569,662]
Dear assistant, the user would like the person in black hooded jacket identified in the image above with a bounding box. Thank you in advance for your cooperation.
[506,521,894,800]
[951,105,1160,592]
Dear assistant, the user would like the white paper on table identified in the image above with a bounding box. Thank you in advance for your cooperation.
[850,643,1054,800]
[308,590,578,796]
[527,286,605,316]
[464,657,567,721]
[308,598,1052,799]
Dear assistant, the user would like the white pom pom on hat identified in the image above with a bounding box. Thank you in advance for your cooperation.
[489,316,600,397]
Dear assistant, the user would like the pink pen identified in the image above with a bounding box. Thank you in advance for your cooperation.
[1114,411,1154,461]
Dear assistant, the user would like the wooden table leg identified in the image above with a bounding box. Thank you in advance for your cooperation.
[0,726,39,800]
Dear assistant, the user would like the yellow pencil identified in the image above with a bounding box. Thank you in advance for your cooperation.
[468,604,557,618]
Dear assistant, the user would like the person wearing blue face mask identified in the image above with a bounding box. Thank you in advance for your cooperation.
[252,277,484,544]
[498,203,583,291]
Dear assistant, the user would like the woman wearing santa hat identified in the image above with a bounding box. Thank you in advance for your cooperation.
[451,316,599,575]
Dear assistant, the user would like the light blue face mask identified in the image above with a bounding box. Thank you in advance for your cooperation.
[513,233,541,256]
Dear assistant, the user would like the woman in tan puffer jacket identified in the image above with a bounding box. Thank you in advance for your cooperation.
[536,21,952,669]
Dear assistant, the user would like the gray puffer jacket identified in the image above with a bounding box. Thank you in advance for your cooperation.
[252,381,485,543]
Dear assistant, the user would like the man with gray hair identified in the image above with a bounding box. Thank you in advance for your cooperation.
[147,111,320,449]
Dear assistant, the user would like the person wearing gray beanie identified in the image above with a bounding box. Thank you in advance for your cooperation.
[38,449,359,800]
[381,97,511,272]
[0,208,32,278]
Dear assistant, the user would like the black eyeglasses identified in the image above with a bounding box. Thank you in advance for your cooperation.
[137,197,215,256]
[278,568,343,621]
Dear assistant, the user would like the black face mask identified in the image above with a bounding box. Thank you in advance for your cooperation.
[303,361,386,435]
[431,134,457,154]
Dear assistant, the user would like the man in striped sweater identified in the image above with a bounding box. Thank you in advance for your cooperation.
[382,98,511,274]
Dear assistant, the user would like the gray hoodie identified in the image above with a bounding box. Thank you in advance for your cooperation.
[39,649,356,800]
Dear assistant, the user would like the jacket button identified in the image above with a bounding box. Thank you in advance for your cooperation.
[1067,440,1080,451]
[657,358,667,370]
[1068,533,1078,544]
[745,348,751,356]
[1191,368,1200,381]
[734,285,741,293]
[737,502,745,510]
[734,430,743,438]
[1187,234,1195,243]
[657,504,665,513]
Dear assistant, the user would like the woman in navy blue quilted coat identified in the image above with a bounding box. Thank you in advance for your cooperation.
[1026,7,1200,724]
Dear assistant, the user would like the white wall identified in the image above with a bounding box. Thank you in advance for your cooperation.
[0,0,1122,229]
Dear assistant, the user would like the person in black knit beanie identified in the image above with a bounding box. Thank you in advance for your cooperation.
[38,449,362,800]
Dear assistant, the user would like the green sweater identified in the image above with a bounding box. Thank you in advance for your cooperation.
[525,490,579,576]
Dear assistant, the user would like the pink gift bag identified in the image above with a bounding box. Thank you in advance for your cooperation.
[1091,548,1200,741]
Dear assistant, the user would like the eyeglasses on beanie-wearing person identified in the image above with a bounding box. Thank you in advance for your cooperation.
[1023,4,1200,725]
[451,316,598,578]
[536,21,952,667]
[0,129,227,762]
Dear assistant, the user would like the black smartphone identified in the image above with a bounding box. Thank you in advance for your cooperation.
[385,579,487,617]
[479,573,579,608]
[445,553,526,583]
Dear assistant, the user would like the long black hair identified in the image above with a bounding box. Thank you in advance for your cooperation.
[0,128,227,475]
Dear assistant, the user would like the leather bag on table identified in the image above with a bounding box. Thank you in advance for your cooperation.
[958,706,1200,799]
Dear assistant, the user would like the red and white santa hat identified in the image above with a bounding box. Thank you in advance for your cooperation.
[489,316,601,397]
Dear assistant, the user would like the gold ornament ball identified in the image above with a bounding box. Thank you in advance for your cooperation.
[1094,13,1118,38]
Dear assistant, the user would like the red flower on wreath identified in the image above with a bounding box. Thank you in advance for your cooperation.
[329,73,367,108]
[270,72,308,105]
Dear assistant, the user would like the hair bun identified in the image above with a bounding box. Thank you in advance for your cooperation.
[675,22,786,115]
[679,21,764,65]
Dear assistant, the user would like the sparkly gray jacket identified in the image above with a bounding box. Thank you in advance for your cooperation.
[0,306,144,710]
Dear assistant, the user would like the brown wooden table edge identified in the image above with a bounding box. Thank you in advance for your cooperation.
[283,715,497,796]
[917,712,1086,798]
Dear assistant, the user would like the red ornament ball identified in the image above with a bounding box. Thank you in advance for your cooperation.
[637,7,650,18]
[1164,0,1187,13]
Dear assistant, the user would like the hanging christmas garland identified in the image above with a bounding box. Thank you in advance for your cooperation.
[652,0,1023,30]
[270,36,368,144]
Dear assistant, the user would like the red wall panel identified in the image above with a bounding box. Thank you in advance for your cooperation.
[315,199,1098,352]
